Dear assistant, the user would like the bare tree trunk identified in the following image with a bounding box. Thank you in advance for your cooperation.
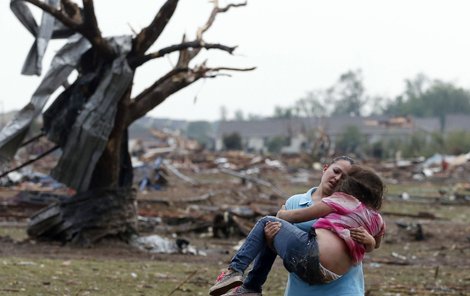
[89,89,132,189]
[27,91,138,245]
[27,187,137,246]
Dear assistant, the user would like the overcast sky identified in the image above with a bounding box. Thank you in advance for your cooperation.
[2,0,470,121]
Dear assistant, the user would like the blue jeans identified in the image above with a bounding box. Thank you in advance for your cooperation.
[229,216,324,292]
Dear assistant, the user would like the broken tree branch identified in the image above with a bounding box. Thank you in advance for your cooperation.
[127,64,254,124]
[129,41,237,68]
[206,66,256,72]
[61,0,82,23]
[176,1,246,66]
[22,0,115,58]
[0,145,59,178]
[220,168,286,197]
[82,0,99,30]
[22,0,80,28]
[197,1,247,39]
[162,161,200,186]
[130,0,179,58]
[80,0,115,57]
[20,132,45,147]
[138,192,214,206]
[167,269,198,296]
[126,67,192,124]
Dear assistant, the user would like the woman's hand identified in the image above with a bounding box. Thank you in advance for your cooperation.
[350,226,376,252]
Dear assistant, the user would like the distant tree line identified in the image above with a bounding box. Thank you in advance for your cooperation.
[271,70,470,120]
[185,70,470,158]
[308,71,470,159]
[334,127,470,160]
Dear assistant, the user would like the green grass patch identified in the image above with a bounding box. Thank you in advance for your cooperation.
[0,256,288,296]
[0,226,28,242]
[386,182,445,197]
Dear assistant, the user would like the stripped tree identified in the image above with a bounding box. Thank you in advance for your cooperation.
[1,0,252,245]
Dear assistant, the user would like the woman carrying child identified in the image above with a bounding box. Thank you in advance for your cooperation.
[209,164,385,296]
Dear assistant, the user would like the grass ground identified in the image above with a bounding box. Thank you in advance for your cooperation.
[0,175,469,295]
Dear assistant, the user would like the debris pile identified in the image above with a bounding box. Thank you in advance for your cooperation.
[1,128,470,256]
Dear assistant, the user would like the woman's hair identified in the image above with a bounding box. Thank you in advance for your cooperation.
[335,164,384,210]
[331,155,355,165]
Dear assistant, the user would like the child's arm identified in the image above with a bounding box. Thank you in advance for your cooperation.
[373,234,382,249]
[277,202,333,223]
[264,221,281,251]
[350,227,380,252]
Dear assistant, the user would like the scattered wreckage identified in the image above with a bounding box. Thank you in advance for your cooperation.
[1,133,469,254]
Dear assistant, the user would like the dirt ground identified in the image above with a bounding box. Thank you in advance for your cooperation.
[0,168,469,295]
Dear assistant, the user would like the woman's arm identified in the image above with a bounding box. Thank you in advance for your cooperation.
[277,202,333,223]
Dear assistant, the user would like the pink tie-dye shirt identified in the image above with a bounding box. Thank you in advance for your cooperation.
[314,192,385,264]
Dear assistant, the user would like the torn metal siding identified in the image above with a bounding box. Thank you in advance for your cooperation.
[43,72,98,146]
[22,0,59,75]
[0,0,89,168]
[51,36,134,191]
[0,35,91,166]
[10,0,75,76]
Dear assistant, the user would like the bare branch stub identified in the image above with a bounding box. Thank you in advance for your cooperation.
[80,0,115,58]
[129,41,237,68]
[197,1,247,39]
[61,0,82,22]
[82,0,98,28]
[187,0,247,62]
[24,0,115,58]
[23,0,80,29]
[129,0,179,61]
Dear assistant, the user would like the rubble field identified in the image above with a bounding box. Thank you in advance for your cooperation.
[0,152,469,295]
